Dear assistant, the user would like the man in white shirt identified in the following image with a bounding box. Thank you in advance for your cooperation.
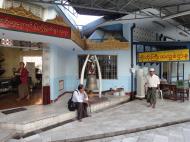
[145,68,160,108]
[72,84,89,121]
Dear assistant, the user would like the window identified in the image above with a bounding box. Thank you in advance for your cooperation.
[78,55,117,79]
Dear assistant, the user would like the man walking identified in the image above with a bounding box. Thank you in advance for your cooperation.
[145,68,160,108]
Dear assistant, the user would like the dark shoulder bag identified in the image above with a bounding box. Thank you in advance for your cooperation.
[68,90,78,111]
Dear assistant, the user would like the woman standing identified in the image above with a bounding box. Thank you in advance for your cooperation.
[16,62,29,101]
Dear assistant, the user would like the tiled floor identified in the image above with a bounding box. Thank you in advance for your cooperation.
[0,93,127,124]
[11,99,190,142]
[0,88,42,110]
[0,93,130,136]
[0,129,16,142]
[86,122,190,142]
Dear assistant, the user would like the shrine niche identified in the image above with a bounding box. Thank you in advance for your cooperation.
[80,55,102,98]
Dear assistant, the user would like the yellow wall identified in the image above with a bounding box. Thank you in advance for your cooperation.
[0,47,42,78]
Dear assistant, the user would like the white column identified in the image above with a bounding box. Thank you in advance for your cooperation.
[42,47,50,86]
[80,54,90,85]
[95,55,102,98]
[0,0,4,8]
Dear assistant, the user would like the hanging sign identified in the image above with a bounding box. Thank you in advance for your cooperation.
[138,49,189,62]
[0,12,71,39]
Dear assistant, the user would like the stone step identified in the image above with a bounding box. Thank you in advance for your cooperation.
[0,95,130,135]
[7,140,20,142]
[0,129,16,142]
[183,128,190,142]
[153,135,168,142]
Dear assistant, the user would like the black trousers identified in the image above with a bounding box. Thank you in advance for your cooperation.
[76,102,88,120]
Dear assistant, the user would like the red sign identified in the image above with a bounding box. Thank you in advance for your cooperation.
[0,12,71,39]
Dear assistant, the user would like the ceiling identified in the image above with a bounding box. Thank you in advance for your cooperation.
[67,0,190,28]
[16,0,190,32]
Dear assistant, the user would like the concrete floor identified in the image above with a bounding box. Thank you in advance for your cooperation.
[86,122,190,142]
[10,98,190,142]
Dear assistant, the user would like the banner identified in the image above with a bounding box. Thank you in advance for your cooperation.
[138,49,189,62]
[0,12,71,39]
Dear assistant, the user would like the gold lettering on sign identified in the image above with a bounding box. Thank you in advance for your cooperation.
[138,49,189,62]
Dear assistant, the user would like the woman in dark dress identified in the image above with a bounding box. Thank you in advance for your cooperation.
[16,62,29,101]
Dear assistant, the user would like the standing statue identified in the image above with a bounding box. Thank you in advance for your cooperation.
[87,56,96,75]
[80,55,102,98]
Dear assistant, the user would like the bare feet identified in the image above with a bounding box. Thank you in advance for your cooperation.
[26,95,30,100]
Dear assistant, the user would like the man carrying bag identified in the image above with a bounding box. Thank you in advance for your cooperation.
[69,84,90,122]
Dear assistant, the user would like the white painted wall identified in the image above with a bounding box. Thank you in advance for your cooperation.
[183,62,190,81]
[49,45,67,100]
[49,47,133,101]
[99,9,190,41]
[89,30,105,40]
[64,50,132,92]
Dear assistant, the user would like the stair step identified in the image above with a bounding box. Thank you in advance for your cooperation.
[168,134,184,142]
[183,128,190,142]
[153,135,168,142]
[7,139,20,142]
[0,129,16,142]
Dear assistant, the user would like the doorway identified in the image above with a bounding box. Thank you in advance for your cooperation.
[0,47,43,110]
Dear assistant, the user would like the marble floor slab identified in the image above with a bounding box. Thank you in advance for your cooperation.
[14,99,190,142]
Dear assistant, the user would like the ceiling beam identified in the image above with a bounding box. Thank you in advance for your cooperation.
[161,2,190,9]
[16,0,129,14]
[162,10,190,20]
[119,0,135,11]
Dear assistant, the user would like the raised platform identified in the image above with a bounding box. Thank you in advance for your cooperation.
[11,99,190,142]
[0,93,130,136]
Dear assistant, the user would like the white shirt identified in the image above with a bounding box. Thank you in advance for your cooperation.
[146,74,160,88]
[72,90,88,103]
